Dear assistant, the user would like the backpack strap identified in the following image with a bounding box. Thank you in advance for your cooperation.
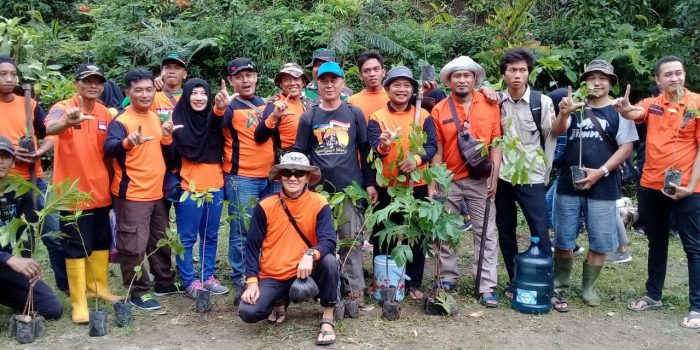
[529,89,545,151]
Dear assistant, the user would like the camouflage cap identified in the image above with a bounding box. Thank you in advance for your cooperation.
[306,48,337,68]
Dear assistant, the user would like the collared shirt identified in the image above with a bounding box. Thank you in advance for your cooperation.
[302,81,352,107]
[637,89,700,192]
[498,86,557,184]
[432,91,501,180]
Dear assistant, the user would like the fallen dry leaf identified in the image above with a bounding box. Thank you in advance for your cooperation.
[411,330,418,337]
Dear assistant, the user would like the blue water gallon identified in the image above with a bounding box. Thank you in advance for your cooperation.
[511,237,554,314]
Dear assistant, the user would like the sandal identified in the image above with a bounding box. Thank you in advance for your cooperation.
[680,312,700,329]
[432,281,455,292]
[627,295,662,312]
[408,287,424,300]
[315,318,336,346]
[504,285,514,300]
[267,304,287,325]
[551,292,570,313]
[480,293,499,308]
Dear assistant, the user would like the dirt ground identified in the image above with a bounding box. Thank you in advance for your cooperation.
[2,292,698,350]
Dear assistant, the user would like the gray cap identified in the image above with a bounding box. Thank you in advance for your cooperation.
[581,59,618,86]
[383,66,418,90]
[0,135,15,157]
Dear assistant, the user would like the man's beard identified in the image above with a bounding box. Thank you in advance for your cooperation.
[454,90,471,98]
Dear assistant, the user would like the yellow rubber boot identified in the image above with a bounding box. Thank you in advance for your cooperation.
[86,250,122,302]
[66,258,89,324]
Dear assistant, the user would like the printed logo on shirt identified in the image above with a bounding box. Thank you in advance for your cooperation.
[0,196,17,227]
[313,119,351,155]
[569,118,609,140]
[46,108,66,120]
[245,111,261,128]
[649,104,664,116]
[98,120,108,131]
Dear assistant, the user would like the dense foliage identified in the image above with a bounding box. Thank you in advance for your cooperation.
[1,0,698,109]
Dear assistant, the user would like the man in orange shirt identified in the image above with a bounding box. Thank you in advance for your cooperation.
[239,152,338,345]
[212,58,275,300]
[153,52,187,121]
[614,56,700,328]
[431,56,502,307]
[348,50,388,119]
[0,55,65,295]
[104,68,184,311]
[46,64,121,323]
[255,63,309,160]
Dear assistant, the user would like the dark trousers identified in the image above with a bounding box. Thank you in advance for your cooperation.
[638,187,700,312]
[239,254,340,323]
[371,185,428,291]
[0,266,63,320]
[61,206,112,258]
[113,197,175,296]
[495,179,551,283]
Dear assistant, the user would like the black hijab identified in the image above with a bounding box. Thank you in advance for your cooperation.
[99,80,125,109]
[172,78,223,164]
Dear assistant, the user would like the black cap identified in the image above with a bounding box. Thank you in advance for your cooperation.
[75,64,106,82]
[227,58,256,76]
[161,52,187,68]
[0,135,15,157]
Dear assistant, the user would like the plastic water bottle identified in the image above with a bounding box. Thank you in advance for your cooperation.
[511,236,554,314]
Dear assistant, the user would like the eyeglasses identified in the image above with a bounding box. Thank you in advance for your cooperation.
[281,169,308,178]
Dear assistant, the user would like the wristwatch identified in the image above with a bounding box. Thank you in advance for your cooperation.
[304,248,316,257]
[600,165,610,178]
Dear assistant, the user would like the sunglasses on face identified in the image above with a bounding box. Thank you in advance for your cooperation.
[281,169,308,178]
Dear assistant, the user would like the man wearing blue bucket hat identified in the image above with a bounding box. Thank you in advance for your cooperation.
[294,61,374,307]
[367,66,438,300]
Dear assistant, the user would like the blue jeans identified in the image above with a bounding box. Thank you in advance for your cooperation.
[546,179,557,229]
[175,189,224,288]
[37,178,67,292]
[224,174,276,284]
[554,194,617,253]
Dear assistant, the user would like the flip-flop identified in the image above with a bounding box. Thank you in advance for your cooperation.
[408,288,424,300]
[480,294,499,308]
[680,313,700,329]
[551,293,570,313]
[627,295,662,311]
[315,318,336,346]
[267,305,287,325]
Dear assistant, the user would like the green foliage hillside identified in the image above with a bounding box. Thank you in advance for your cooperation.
[1,0,698,109]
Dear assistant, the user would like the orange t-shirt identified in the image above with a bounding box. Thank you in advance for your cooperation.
[637,89,700,192]
[46,95,112,209]
[150,90,182,122]
[432,92,501,180]
[214,97,274,178]
[369,105,431,186]
[0,95,45,179]
[348,89,389,121]
[104,106,171,201]
[179,158,224,191]
[263,93,306,149]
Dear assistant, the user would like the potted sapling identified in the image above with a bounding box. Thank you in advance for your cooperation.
[319,181,376,319]
[663,86,700,194]
[113,228,184,326]
[1,178,90,342]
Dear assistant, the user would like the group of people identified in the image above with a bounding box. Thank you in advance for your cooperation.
[0,45,699,346]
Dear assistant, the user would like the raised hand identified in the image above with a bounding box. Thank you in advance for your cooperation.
[214,79,238,110]
[612,84,633,113]
[65,95,95,126]
[161,110,184,137]
[270,101,295,123]
[559,86,585,116]
[125,125,154,147]
[379,120,401,150]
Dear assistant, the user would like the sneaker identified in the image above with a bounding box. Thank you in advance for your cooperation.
[606,250,632,264]
[186,280,206,299]
[204,276,230,295]
[462,214,473,231]
[154,282,186,296]
[573,245,585,257]
[130,293,161,311]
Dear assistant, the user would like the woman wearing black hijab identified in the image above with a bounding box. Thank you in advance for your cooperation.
[171,78,228,298]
